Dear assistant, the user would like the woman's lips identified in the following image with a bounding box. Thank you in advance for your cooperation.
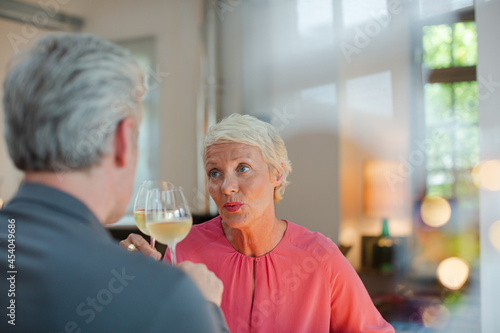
[224,202,243,213]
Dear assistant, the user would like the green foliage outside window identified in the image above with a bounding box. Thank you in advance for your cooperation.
[454,82,478,124]
[423,22,478,200]
[423,25,452,68]
[453,22,477,67]
[424,83,452,124]
[423,22,477,69]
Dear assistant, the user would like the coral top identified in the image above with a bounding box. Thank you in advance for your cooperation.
[165,216,394,333]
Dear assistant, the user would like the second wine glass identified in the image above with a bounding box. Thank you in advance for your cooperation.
[145,186,192,265]
[134,181,173,248]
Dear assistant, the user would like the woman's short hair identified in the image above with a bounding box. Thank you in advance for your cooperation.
[202,114,292,202]
[2,33,144,172]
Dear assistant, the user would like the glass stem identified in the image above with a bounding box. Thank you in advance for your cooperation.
[150,237,156,249]
[169,243,177,265]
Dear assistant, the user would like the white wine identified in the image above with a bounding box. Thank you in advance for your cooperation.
[133,210,150,236]
[147,217,192,245]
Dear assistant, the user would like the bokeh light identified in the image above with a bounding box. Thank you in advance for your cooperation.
[489,220,500,252]
[420,195,452,228]
[339,225,357,247]
[422,303,451,329]
[437,257,469,290]
[471,159,500,191]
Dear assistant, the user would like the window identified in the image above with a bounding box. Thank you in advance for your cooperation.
[413,7,480,307]
[408,12,480,330]
[422,18,479,208]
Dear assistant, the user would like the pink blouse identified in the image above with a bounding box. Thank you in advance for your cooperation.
[165,217,394,333]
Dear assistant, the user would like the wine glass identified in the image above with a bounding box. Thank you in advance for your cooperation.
[133,181,173,248]
[145,186,192,265]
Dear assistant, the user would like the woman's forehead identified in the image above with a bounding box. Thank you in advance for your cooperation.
[205,143,263,163]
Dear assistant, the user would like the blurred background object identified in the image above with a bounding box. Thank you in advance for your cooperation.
[362,160,406,273]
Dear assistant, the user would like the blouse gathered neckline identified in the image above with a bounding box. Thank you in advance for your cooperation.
[217,218,289,259]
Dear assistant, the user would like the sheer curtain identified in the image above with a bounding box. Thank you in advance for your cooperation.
[213,0,499,330]
[217,0,341,242]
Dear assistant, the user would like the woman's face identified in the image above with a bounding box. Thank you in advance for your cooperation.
[205,142,282,229]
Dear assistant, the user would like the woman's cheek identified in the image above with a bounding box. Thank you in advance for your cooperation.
[207,183,219,201]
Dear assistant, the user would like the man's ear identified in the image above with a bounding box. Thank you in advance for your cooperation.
[113,117,135,168]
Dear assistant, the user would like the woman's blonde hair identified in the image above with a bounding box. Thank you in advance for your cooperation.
[202,114,292,202]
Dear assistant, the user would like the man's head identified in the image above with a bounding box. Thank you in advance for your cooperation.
[2,33,145,222]
[3,33,144,171]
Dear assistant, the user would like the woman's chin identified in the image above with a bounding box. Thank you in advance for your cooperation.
[221,213,248,228]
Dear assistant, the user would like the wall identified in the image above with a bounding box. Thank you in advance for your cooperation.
[338,1,414,268]
[476,0,500,331]
[0,0,205,209]
[218,0,341,242]
[80,0,204,208]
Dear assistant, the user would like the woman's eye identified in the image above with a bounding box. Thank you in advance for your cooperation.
[208,170,221,178]
[238,165,250,173]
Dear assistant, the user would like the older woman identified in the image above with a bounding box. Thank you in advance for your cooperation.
[124,114,394,333]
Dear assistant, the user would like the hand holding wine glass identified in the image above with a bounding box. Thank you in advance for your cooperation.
[145,186,193,265]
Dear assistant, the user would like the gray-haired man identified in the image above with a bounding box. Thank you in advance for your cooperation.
[0,33,227,332]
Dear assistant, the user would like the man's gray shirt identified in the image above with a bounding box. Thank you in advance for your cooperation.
[0,182,229,332]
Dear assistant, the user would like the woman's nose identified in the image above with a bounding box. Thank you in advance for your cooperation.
[221,174,238,194]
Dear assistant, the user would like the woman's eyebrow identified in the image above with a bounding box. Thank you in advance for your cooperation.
[204,161,217,170]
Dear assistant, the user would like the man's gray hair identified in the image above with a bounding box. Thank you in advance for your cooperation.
[2,33,144,172]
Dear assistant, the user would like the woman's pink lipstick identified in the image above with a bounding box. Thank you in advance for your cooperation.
[224,202,243,213]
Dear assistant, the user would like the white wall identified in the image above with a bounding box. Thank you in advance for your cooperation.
[218,0,341,242]
[338,1,414,268]
[0,0,205,208]
[476,1,500,332]
[80,0,204,207]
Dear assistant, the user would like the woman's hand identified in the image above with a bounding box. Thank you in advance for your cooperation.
[177,261,224,307]
[120,233,162,261]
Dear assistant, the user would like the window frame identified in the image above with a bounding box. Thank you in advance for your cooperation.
[411,7,477,201]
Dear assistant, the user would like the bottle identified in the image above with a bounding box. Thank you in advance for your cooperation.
[372,218,394,272]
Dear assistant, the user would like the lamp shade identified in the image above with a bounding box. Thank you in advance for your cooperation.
[363,160,406,218]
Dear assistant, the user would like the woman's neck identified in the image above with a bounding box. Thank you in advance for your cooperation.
[221,215,287,257]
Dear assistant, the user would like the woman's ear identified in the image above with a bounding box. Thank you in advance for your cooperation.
[274,171,283,186]
[277,162,285,184]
